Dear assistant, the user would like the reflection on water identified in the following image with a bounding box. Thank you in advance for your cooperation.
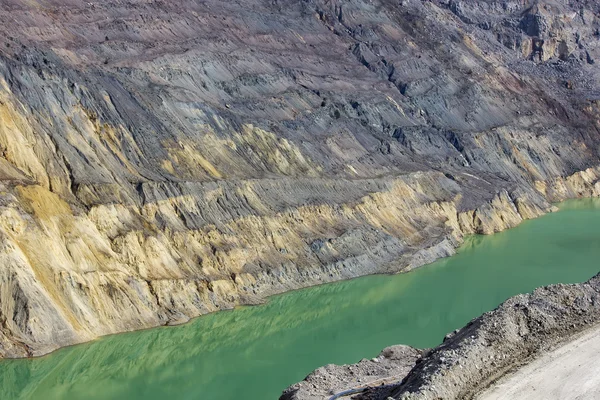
[1,198,600,400]
[559,197,600,210]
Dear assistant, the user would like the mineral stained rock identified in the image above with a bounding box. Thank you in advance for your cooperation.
[282,273,600,400]
[0,0,600,357]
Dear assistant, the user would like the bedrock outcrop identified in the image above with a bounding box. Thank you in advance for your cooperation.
[281,272,600,400]
[1,0,600,356]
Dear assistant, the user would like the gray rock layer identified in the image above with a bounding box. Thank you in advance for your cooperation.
[1,0,600,356]
[282,272,600,400]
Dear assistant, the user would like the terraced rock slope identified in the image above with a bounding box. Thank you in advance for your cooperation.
[0,0,600,356]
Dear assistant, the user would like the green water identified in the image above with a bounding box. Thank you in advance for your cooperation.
[1,199,600,400]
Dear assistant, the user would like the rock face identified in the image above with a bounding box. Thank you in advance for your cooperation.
[0,0,600,357]
[282,272,600,400]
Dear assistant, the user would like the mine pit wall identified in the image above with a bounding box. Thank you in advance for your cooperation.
[0,165,598,358]
[1,0,600,359]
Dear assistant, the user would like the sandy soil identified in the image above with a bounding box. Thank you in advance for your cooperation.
[478,325,600,400]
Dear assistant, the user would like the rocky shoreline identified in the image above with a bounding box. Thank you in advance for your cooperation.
[281,271,600,400]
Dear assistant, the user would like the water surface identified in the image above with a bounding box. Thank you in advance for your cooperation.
[1,198,600,400]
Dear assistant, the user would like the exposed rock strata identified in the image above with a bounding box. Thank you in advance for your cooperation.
[281,272,600,400]
[0,0,600,357]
